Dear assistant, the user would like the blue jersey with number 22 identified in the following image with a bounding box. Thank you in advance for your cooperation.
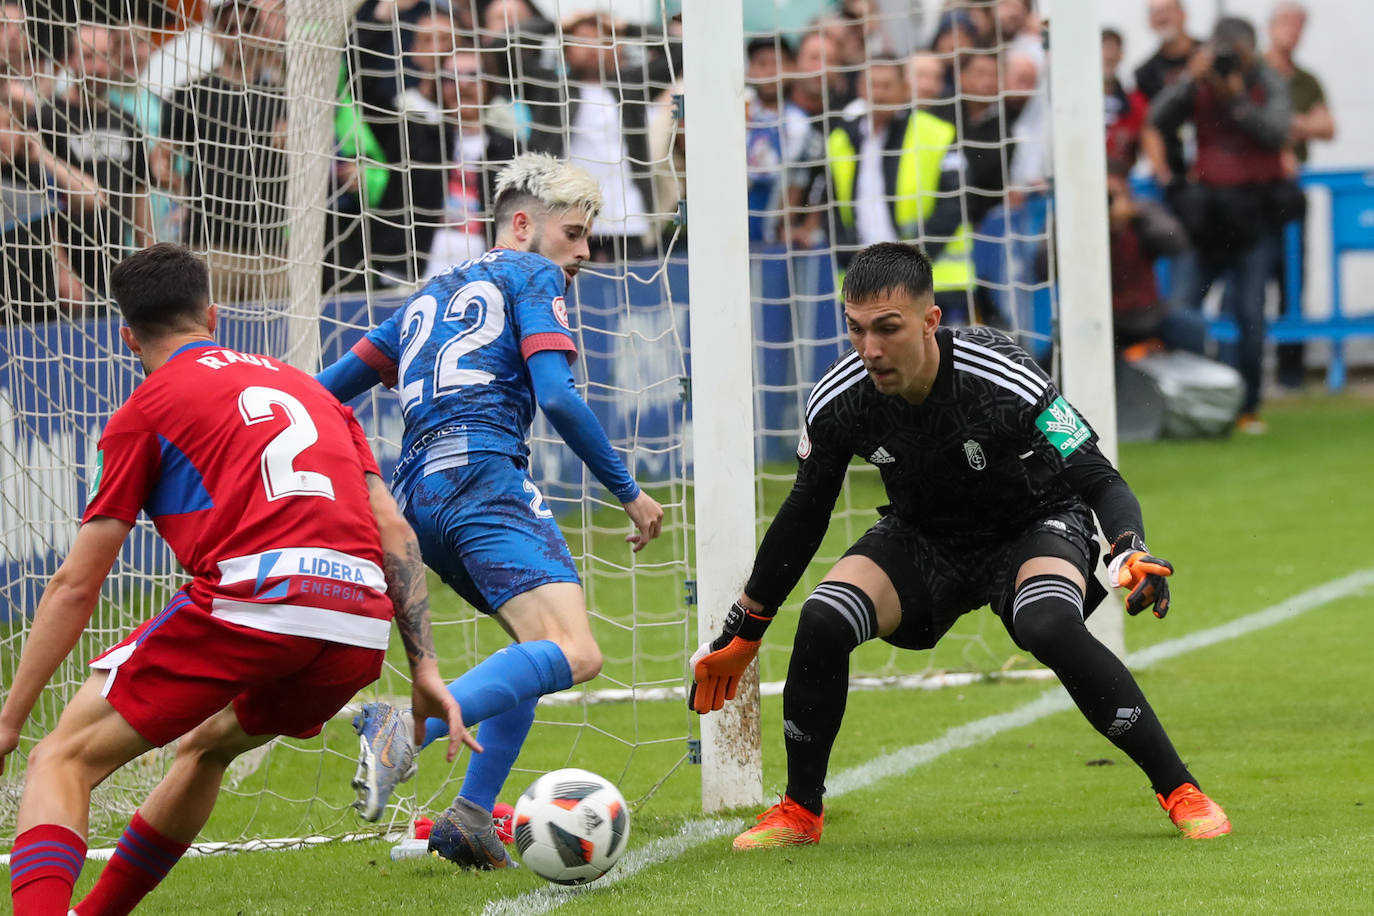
[353,249,576,477]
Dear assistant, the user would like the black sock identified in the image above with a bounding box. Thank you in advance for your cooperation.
[1011,575,1196,797]
[782,581,878,816]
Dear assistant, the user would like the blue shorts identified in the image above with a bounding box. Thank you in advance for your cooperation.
[401,456,579,615]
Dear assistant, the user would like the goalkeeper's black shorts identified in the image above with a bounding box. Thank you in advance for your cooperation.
[844,505,1105,651]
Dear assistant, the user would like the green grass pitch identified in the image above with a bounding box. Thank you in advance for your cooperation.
[18,392,1374,912]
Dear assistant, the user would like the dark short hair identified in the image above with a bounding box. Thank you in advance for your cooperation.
[1101,27,1123,47]
[867,56,907,76]
[747,35,794,61]
[932,10,978,48]
[958,47,999,70]
[1212,16,1257,51]
[843,242,934,304]
[109,243,211,337]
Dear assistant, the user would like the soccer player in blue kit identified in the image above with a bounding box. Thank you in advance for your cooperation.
[316,154,663,868]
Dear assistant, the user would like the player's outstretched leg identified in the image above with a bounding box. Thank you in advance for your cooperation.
[351,702,418,821]
[420,697,536,867]
[454,697,537,811]
[356,639,573,823]
[735,582,878,849]
[1010,573,1230,839]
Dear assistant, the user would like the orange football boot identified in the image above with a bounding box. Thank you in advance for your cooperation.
[1157,783,1231,839]
[733,795,823,849]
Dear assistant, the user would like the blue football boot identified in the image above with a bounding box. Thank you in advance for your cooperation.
[428,797,513,869]
[350,702,417,821]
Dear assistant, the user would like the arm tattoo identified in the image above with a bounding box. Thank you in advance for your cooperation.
[383,535,437,669]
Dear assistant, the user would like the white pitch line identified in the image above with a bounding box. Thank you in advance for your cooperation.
[481,818,745,916]
[480,567,1374,916]
[835,566,1374,796]
[334,667,1057,716]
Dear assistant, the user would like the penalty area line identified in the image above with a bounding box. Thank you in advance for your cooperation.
[480,567,1374,916]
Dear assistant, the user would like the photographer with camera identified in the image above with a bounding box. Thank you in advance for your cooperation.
[1148,16,1293,435]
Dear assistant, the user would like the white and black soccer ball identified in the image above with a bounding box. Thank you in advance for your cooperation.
[512,767,630,885]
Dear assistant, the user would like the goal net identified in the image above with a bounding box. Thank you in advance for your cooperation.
[1,0,1089,846]
[738,1,1064,687]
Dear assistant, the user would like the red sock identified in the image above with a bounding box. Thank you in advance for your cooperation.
[72,811,190,916]
[10,823,86,916]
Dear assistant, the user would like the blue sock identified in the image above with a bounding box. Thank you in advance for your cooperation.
[421,640,573,750]
[457,697,537,812]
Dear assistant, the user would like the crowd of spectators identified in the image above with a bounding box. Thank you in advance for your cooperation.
[0,1,1339,429]
[0,0,1041,321]
[1106,0,1334,431]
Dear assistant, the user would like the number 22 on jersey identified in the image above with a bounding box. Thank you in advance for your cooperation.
[397,281,506,415]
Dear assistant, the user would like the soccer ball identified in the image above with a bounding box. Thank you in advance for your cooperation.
[512,767,630,885]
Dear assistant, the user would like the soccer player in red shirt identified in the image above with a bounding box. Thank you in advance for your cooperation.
[0,243,477,916]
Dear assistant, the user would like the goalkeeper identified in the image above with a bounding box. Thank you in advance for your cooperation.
[691,242,1229,848]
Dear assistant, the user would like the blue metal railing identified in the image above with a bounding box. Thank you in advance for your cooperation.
[1132,167,1374,390]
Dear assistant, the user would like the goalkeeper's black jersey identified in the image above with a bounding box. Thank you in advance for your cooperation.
[746,326,1144,607]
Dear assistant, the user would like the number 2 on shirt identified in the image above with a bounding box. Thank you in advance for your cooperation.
[238,386,336,501]
[398,281,506,414]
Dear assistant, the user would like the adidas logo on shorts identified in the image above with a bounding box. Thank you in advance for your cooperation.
[868,446,896,464]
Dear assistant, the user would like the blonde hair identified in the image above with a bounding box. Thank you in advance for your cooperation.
[493,153,603,224]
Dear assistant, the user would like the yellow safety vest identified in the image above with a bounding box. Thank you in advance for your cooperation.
[828,111,972,292]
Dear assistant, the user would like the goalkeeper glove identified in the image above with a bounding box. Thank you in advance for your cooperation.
[1106,533,1173,618]
[688,600,775,714]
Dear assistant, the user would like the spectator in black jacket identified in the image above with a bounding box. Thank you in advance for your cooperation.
[522,11,677,262]
[326,0,458,290]
[36,24,152,300]
[931,49,1028,235]
[1135,0,1202,242]
[0,96,91,319]
[158,0,288,304]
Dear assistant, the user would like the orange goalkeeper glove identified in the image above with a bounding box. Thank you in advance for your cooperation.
[688,601,775,714]
[1106,533,1173,618]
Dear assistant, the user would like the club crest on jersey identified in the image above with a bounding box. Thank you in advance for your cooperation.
[1035,397,1092,455]
[963,439,986,471]
[551,296,571,330]
[797,430,811,459]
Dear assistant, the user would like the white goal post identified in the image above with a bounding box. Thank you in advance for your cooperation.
[1047,0,1122,655]
[682,0,763,813]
